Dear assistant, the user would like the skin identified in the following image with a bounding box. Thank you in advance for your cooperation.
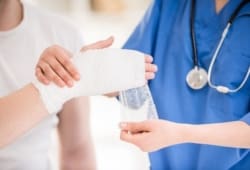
[215,0,228,13]
[58,98,96,170]
[119,120,250,152]
[0,0,22,31]
[119,0,250,152]
[0,84,48,147]
[0,39,157,146]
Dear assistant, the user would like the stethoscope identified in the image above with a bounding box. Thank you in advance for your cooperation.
[186,0,250,93]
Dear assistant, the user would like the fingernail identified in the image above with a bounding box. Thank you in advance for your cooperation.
[153,65,158,71]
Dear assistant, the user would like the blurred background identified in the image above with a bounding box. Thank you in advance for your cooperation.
[24,0,151,170]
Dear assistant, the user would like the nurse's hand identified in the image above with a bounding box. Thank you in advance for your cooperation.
[119,120,185,152]
[35,37,114,87]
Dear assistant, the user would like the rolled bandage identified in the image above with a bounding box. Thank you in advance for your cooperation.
[33,48,145,114]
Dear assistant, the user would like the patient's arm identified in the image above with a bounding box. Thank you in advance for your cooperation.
[58,97,97,170]
[0,84,48,147]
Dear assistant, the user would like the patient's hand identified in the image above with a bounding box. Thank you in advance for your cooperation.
[35,37,114,87]
[35,36,157,88]
[35,45,79,88]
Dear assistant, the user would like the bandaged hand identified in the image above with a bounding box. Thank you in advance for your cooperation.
[33,41,157,114]
[35,37,157,87]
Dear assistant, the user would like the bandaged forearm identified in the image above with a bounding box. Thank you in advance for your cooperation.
[33,48,145,114]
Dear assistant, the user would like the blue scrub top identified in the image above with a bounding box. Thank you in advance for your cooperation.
[123,0,250,169]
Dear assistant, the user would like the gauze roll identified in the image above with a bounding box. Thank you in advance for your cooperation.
[33,48,145,114]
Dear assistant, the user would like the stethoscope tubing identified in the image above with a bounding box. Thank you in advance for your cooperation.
[190,0,250,93]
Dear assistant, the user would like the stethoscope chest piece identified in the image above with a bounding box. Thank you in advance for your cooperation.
[186,66,208,90]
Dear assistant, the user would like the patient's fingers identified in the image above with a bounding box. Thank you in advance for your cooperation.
[43,57,74,87]
[35,67,50,85]
[36,45,80,87]
[80,36,114,52]
[53,47,80,81]
[37,61,65,87]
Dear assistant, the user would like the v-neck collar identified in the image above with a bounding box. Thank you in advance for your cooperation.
[196,0,246,30]
[216,0,246,25]
[212,0,231,16]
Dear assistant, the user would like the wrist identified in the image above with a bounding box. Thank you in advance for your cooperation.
[161,120,192,146]
[173,122,194,144]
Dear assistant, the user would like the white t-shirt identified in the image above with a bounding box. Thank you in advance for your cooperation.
[0,2,84,170]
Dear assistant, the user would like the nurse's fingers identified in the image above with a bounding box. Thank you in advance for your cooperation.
[35,67,50,85]
[119,122,151,133]
[120,130,148,146]
[145,63,158,72]
[144,55,153,63]
[145,63,157,80]
[120,130,136,143]
[145,56,157,80]
[37,61,65,87]
[80,36,114,52]
[145,72,155,80]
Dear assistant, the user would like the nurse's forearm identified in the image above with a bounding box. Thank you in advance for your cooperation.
[182,121,250,148]
[0,84,49,148]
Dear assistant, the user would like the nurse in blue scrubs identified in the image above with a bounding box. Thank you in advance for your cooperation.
[120,0,250,169]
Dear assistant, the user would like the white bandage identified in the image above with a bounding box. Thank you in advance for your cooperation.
[33,48,145,114]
